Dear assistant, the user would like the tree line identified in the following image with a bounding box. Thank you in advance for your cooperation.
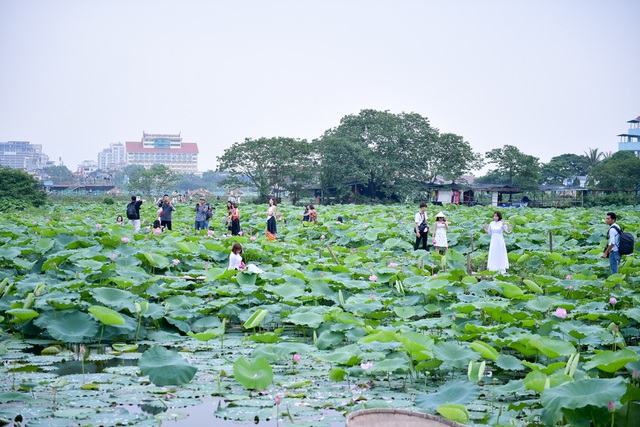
[217,109,640,202]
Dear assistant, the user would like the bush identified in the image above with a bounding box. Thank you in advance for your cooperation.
[102,196,115,205]
[0,167,47,207]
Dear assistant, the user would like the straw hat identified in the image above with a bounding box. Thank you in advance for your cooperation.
[435,212,446,219]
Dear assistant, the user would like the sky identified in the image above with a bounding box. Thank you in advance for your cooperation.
[1,0,639,174]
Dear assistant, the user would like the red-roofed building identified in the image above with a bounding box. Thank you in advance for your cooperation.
[125,132,199,173]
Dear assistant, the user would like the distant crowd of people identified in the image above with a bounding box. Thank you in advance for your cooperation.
[121,196,625,276]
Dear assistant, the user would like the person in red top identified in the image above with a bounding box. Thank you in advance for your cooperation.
[231,203,241,235]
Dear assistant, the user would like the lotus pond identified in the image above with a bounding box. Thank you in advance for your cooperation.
[0,202,639,427]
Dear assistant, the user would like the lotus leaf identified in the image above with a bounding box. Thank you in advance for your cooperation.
[415,379,479,412]
[583,349,639,373]
[433,342,480,369]
[88,305,125,326]
[436,404,470,424]
[6,308,39,322]
[43,310,99,343]
[138,345,197,386]
[540,377,627,424]
[232,356,273,390]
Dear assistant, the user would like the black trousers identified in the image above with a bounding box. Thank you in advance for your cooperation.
[161,220,172,230]
[414,232,429,250]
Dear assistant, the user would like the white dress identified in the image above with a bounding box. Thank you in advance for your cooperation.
[434,222,448,247]
[487,221,509,273]
[228,252,264,274]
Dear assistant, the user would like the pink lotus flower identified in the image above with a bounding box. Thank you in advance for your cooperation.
[274,395,281,405]
[208,230,214,236]
[172,259,180,266]
[633,369,638,380]
[321,235,326,239]
[35,289,41,296]
[80,345,86,354]
[582,230,588,234]
[121,237,130,243]
[238,231,243,236]
[370,294,375,300]
[452,315,456,320]
[566,275,572,280]
[553,308,567,319]
[96,224,102,230]
[360,361,373,370]
[250,236,256,241]
[369,275,377,282]
[293,353,301,363]
[610,297,617,305]
[110,254,116,261]
[432,239,437,245]
[569,285,574,291]
[433,274,438,278]
[608,401,615,413]
[389,262,398,267]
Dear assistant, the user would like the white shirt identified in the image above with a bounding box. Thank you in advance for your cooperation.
[228,252,243,270]
[414,211,427,227]
[609,225,619,252]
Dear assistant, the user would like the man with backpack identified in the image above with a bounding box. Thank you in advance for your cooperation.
[126,195,145,232]
[602,212,635,275]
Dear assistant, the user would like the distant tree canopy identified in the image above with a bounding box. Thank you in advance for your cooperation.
[216,110,483,203]
[0,167,47,208]
[126,164,178,197]
[216,137,315,202]
[539,153,590,185]
[589,150,640,191]
[484,145,541,190]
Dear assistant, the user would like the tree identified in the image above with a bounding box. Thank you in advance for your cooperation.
[44,165,73,184]
[0,167,47,207]
[485,145,540,190]
[126,164,178,197]
[589,150,640,192]
[539,153,590,185]
[584,147,603,169]
[217,137,315,202]
[317,109,482,201]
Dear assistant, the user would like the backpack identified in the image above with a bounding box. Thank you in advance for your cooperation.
[206,207,213,219]
[611,224,635,255]
[126,202,137,219]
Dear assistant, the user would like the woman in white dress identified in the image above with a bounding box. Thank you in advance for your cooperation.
[432,212,449,254]
[483,211,511,273]
[228,243,264,274]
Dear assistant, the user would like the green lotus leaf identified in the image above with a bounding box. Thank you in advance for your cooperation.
[243,309,268,329]
[524,370,549,393]
[540,377,626,423]
[44,310,99,343]
[433,341,479,368]
[232,356,273,390]
[470,340,499,361]
[141,253,170,268]
[6,308,39,322]
[529,337,576,358]
[369,357,410,373]
[88,305,125,326]
[436,404,470,424]
[187,324,225,341]
[583,349,638,373]
[235,271,258,286]
[328,368,347,382]
[286,311,325,329]
[415,379,479,412]
[91,287,136,310]
[34,238,55,254]
[138,345,197,386]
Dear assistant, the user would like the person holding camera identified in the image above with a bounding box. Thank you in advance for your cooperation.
[157,194,175,231]
[414,202,430,251]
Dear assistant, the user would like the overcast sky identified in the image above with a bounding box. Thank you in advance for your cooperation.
[1,0,638,173]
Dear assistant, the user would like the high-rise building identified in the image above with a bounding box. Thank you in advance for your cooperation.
[618,116,640,157]
[97,143,126,171]
[0,140,52,172]
[125,132,198,174]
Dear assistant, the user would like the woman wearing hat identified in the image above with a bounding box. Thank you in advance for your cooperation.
[432,212,449,254]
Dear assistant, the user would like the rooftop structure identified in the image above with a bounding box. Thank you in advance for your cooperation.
[125,132,199,174]
[618,115,640,157]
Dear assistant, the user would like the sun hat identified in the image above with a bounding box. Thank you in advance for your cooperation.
[435,212,446,219]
